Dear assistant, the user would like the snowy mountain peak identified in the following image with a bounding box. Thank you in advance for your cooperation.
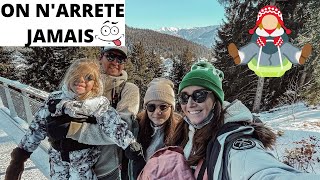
[159,27,180,32]
[156,25,219,48]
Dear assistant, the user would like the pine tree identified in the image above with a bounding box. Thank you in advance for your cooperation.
[170,47,195,111]
[265,0,312,108]
[299,0,320,104]
[0,47,14,79]
[22,47,81,92]
[171,47,195,93]
[127,42,155,109]
[253,0,306,111]
[214,0,311,110]
[78,47,101,59]
[213,0,268,109]
[148,50,163,78]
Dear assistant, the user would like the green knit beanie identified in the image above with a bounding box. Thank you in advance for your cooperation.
[178,61,224,103]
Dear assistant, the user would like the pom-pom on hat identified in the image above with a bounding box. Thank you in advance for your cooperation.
[249,5,291,35]
[144,78,176,109]
[178,60,224,103]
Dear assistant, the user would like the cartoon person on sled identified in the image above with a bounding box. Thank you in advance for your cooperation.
[228,5,312,77]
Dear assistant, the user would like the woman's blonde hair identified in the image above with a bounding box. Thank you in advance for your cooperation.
[61,58,103,100]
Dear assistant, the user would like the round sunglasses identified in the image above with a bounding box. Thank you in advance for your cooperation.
[179,89,212,105]
[73,74,95,83]
[146,103,171,113]
[83,74,94,82]
[104,52,127,64]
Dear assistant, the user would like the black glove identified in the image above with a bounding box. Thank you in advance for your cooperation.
[47,99,62,113]
[46,115,71,141]
[46,115,97,141]
[70,115,97,124]
[125,142,144,161]
[5,147,32,180]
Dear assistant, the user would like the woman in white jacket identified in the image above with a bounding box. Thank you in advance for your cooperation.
[168,60,319,180]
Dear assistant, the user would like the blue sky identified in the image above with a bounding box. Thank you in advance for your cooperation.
[126,0,225,30]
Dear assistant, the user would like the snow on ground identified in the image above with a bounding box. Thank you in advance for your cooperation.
[256,102,320,174]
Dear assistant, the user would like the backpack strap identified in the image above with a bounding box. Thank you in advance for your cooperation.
[221,133,254,180]
[111,81,126,108]
[110,81,129,179]
[197,159,207,180]
[200,122,253,180]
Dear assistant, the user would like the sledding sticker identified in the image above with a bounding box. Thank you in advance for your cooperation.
[0,0,125,47]
[227,5,312,78]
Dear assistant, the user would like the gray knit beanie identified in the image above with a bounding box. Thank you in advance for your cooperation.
[144,78,175,109]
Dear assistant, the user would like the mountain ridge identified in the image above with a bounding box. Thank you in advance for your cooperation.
[126,26,211,59]
[155,25,219,48]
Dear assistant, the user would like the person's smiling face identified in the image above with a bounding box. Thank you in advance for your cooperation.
[100,50,126,76]
[146,100,172,126]
[69,74,95,96]
[180,86,215,125]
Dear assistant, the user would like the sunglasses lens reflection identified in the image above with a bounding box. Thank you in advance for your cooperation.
[146,104,170,112]
[146,104,156,112]
[179,93,190,105]
[106,53,126,64]
[84,74,94,82]
[179,90,209,105]
[159,105,169,111]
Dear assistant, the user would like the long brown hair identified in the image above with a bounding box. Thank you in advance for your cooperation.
[167,97,277,166]
[167,98,224,166]
[136,109,181,151]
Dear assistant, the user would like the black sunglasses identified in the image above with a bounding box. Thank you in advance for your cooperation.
[179,89,212,105]
[146,104,171,113]
[104,52,127,64]
[74,74,94,83]
[83,74,94,82]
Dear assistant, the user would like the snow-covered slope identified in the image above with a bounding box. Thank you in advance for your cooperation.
[257,103,320,174]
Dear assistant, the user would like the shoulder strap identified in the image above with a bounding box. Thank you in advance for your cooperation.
[197,159,207,180]
[111,81,126,108]
[200,122,252,180]
[221,133,252,180]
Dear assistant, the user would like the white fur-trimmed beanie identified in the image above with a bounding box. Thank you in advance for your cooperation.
[144,78,175,109]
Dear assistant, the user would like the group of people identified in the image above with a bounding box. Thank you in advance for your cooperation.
[5,45,319,180]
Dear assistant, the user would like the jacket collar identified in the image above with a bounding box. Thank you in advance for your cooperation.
[223,100,253,124]
[61,84,76,99]
[150,122,165,137]
[103,70,128,91]
[183,109,215,130]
